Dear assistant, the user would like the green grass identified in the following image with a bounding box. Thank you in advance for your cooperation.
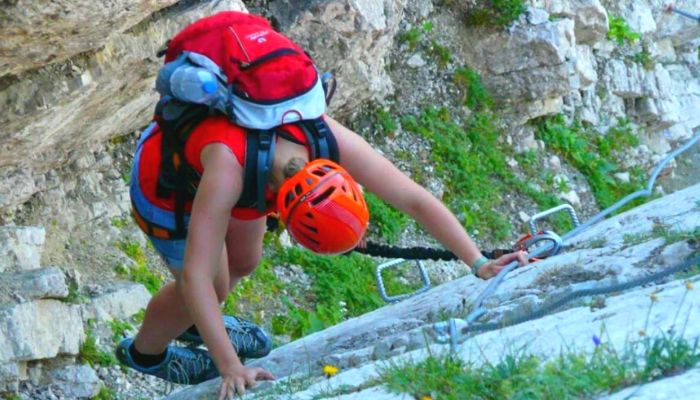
[378,334,700,399]
[221,256,284,326]
[466,0,526,28]
[373,108,398,137]
[535,115,646,211]
[608,15,641,46]
[401,105,568,240]
[117,241,165,294]
[266,244,416,339]
[80,324,118,368]
[365,192,409,244]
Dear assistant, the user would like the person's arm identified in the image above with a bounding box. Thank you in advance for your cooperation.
[180,143,272,398]
[326,116,527,278]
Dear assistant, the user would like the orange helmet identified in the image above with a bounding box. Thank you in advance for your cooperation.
[277,159,369,254]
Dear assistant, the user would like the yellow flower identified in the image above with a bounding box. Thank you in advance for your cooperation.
[686,281,694,290]
[421,396,433,400]
[650,293,658,303]
[323,364,339,378]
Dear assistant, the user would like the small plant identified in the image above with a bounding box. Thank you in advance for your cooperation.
[429,40,451,68]
[608,15,641,46]
[93,385,118,400]
[466,0,526,28]
[399,27,422,49]
[633,48,655,70]
[453,67,493,110]
[65,278,87,304]
[110,216,130,229]
[110,318,134,345]
[80,324,117,367]
[117,240,165,294]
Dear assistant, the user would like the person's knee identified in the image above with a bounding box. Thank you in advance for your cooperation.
[228,251,261,279]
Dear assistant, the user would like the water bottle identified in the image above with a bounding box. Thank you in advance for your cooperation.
[170,66,221,105]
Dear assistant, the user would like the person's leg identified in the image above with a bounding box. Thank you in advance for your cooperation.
[225,216,267,287]
[133,245,231,355]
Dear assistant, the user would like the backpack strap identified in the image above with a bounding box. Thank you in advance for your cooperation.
[237,119,340,213]
[155,101,210,238]
[238,129,277,212]
[298,118,340,163]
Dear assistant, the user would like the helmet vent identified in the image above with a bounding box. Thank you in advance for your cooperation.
[310,186,335,206]
[295,183,303,196]
[285,192,294,208]
[312,169,326,177]
[301,222,318,233]
[305,177,314,185]
[300,232,320,246]
[305,212,314,219]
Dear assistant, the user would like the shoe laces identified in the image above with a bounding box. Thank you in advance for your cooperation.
[167,349,213,385]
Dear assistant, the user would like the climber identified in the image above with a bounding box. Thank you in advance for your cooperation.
[115,11,528,399]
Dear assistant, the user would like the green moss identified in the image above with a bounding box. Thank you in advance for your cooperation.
[608,15,641,46]
[379,334,700,399]
[535,115,645,210]
[466,0,526,28]
[365,192,409,244]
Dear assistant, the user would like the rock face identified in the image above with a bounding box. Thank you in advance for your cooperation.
[270,0,406,116]
[165,183,700,399]
[0,0,248,211]
[0,0,179,77]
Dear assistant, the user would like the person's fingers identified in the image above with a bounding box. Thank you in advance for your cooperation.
[496,251,529,266]
[218,382,227,400]
[235,378,246,397]
[517,250,529,265]
[255,368,275,381]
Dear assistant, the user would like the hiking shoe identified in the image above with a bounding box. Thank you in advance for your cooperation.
[116,337,219,385]
[177,315,272,359]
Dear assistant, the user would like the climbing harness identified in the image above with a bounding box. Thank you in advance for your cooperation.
[431,132,700,348]
[667,5,700,22]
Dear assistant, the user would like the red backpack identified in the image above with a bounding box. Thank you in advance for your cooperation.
[152,11,338,238]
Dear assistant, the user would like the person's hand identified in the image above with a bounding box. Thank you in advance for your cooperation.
[475,251,529,279]
[218,364,274,399]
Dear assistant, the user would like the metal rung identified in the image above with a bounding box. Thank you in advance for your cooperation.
[375,259,431,303]
[529,204,580,235]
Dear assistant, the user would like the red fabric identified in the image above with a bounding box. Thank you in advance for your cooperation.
[164,11,317,102]
[137,116,310,220]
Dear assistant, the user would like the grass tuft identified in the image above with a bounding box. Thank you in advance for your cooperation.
[379,334,700,399]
